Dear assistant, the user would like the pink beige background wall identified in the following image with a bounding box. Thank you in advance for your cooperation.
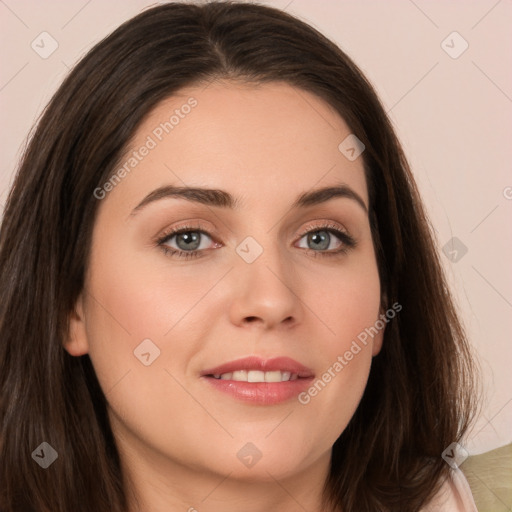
[1,0,511,456]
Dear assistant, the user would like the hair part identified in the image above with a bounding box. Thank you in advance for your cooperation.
[0,2,478,511]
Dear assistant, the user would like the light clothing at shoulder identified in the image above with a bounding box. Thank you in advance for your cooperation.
[421,468,478,511]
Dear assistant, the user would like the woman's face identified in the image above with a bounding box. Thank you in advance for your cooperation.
[67,81,383,493]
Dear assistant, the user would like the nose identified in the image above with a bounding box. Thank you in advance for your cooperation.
[228,244,304,331]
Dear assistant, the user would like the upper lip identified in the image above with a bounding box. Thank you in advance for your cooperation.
[201,356,315,378]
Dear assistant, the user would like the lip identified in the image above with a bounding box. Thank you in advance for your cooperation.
[201,356,315,405]
[201,356,314,378]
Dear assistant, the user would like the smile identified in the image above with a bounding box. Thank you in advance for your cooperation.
[211,370,299,382]
[201,356,314,405]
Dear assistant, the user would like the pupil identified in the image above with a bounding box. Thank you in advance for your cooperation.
[177,232,200,250]
[309,231,329,250]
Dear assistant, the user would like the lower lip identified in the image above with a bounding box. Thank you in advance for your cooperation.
[203,376,314,405]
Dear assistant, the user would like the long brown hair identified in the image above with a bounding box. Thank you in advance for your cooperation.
[0,2,477,511]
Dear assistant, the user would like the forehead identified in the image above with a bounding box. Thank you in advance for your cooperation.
[107,80,368,212]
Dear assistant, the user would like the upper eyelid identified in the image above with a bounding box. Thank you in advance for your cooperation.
[299,220,348,235]
[157,224,214,243]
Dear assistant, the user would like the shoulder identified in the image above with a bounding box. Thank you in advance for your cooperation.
[421,468,478,512]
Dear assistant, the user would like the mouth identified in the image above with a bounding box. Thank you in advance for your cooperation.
[201,356,314,405]
[210,370,301,382]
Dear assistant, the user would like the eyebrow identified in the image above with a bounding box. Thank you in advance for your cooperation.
[129,183,368,217]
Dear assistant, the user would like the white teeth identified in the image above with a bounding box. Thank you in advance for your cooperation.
[212,370,297,382]
[264,371,282,383]
[232,370,247,381]
[248,370,265,382]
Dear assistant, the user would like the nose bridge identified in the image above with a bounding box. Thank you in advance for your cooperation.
[228,233,302,328]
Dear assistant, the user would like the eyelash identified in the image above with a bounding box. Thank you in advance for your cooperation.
[156,222,356,260]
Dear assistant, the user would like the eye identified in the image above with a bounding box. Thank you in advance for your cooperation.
[157,225,219,259]
[296,223,356,256]
[156,222,356,260]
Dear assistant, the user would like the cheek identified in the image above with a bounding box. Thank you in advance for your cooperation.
[304,255,382,348]
[82,234,170,392]
[84,235,210,345]
[82,232,223,411]
[295,254,381,439]
[81,244,210,460]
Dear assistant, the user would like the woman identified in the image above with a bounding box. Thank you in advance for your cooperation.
[0,2,478,511]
